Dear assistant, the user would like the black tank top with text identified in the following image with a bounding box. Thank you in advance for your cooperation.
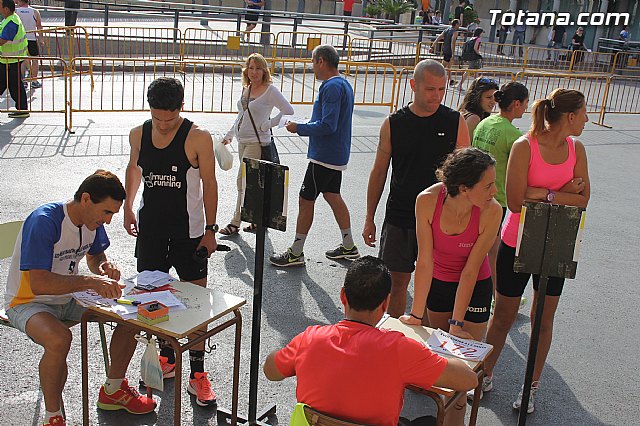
[386,104,459,229]
[137,118,205,238]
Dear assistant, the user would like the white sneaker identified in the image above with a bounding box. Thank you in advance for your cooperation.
[466,374,493,400]
[513,381,539,414]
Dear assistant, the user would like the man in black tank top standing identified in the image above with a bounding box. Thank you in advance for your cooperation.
[362,60,470,319]
[124,77,220,408]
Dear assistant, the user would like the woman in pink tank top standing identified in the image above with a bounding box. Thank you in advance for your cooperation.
[481,89,591,414]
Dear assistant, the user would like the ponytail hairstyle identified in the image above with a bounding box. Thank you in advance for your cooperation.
[529,89,585,137]
[494,81,529,111]
[458,77,499,119]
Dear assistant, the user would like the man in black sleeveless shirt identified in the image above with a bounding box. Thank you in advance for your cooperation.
[362,60,470,319]
[124,77,220,407]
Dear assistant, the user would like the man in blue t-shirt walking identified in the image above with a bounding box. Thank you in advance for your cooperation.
[270,44,359,267]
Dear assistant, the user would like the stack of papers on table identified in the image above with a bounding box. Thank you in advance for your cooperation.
[426,329,491,361]
[110,290,186,320]
[72,278,136,309]
[125,270,177,291]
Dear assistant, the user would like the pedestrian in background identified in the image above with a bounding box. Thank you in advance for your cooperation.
[219,53,294,236]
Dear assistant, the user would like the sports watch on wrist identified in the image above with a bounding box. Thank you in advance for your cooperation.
[205,224,219,233]
[447,319,465,327]
[546,189,556,203]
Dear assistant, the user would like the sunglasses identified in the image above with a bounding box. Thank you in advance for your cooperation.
[478,77,498,85]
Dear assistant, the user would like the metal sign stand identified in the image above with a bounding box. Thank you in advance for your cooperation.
[513,202,586,425]
[218,159,288,425]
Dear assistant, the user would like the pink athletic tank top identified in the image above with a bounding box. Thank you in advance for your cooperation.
[501,135,577,247]
[432,186,491,282]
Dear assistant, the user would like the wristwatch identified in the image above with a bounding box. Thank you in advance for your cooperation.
[205,224,219,233]
[546,189,556,203]
[447,319,465,327]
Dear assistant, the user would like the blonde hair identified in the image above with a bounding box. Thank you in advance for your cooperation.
[529,89,585,137]
[242,53,272,87]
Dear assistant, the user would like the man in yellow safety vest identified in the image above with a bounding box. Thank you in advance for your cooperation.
[0,0,29,118]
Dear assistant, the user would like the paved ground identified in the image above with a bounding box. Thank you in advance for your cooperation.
[1,99,639,425]
[0,9,637,426]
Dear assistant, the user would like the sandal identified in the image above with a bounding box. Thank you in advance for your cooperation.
[243,223,257,233]
[219,224,239,236]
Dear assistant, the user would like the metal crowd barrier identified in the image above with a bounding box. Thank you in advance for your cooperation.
[274,32,351,60]
[596,75,640,127]
[348,37,421,68]
[612,51,640,76]
[393,67,517,111]
[81,26,182,59]
[269,58,397,111]
[182,29,275,62]
[514,71,609,116]
[0,56,69,131]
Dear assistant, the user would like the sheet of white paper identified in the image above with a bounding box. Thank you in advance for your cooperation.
[425,329,491,361]
[278,115,307,128]
[129,270,177,288]
[72,278,133,307]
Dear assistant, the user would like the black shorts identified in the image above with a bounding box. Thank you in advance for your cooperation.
[135,233,207,282]
[496,241,565,297]
[27,40,39,56]
[443,52,453,63]
[379,221,418,273]
[427,277,493,323]
[299,162,342,201]
[246,10,259,23]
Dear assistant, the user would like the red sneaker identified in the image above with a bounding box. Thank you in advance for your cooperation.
[97,378,156,414]
[43,415,66,426]
[159,355,176,379]
[187,372,217,407]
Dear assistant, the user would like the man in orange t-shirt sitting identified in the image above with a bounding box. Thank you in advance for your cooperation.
[263,256,477,425]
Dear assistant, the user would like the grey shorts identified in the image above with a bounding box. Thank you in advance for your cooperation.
[379,221,418,273]
[6,299,86,335]
[468,59,482,69]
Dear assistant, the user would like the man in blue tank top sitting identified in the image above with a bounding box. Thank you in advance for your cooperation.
[363,59,470,319]
[124,77,220,408]
[270,45,359,267]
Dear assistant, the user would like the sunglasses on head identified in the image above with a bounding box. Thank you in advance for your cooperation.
[479,77,498,85]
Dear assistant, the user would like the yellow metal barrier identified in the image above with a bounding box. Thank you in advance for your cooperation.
[80,26,182,59]
[273,32,350,60]
[180,60,245,114]
[36,26,90,71]
[182,29,275,62]
[569,50,617,75]
[514,71,609,116]
[523,45,572,72]
[597,75,640,127]
[68,57,184,131]
[0,56,69,131]
[348,37,420,67]
[394,67,516,111]
[478,41,525,71]
[270,58,397,112]
[612,51,640,76]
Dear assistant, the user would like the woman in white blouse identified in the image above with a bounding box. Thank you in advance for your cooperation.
[220,53,294,235]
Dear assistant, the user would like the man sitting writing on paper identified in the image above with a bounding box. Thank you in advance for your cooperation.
[263,256,477,425]
[3,170,155,426]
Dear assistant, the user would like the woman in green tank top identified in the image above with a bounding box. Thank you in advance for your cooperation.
[471,82,529,302]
